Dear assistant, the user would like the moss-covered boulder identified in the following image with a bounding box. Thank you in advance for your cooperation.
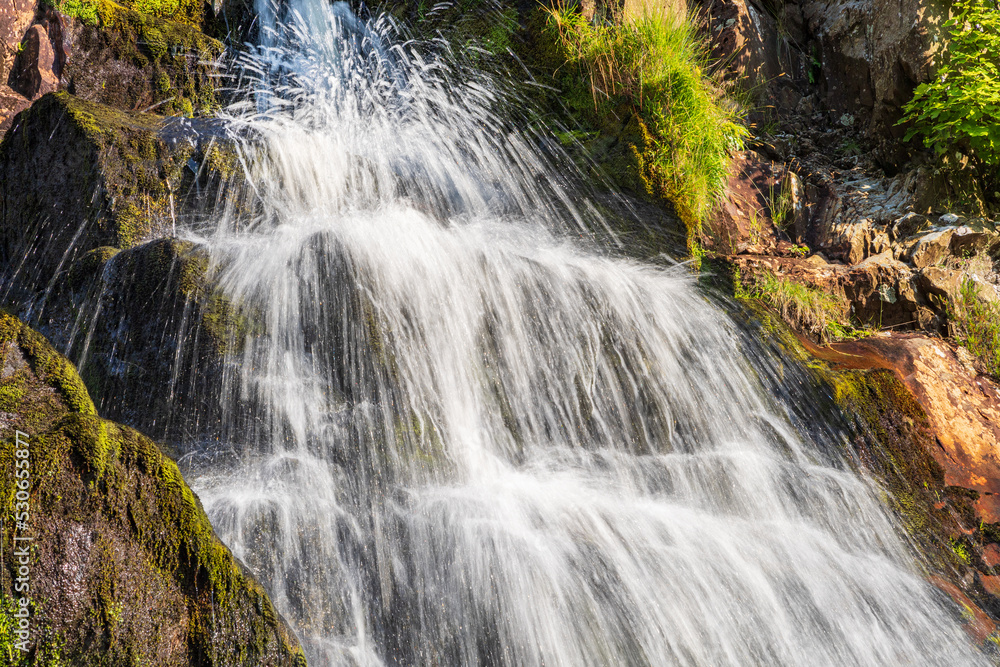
[0,91,232,291]
[0,311,304,665]
[49,238,248,439]
[59,0,224,116]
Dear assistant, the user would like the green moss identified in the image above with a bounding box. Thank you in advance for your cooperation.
[0,92,208,285]
[0,316,306,664]
[0,381,26,412]
[56,0,203,28]
[60,0,223,116]
[57,0,100,24]
[0,311,96,417]
[67,246,120,290]
[0,595,17,666]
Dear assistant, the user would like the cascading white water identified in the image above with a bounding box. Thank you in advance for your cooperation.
[178,2,987,665]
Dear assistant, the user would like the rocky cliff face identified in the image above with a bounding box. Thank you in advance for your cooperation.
[0,312,306,665]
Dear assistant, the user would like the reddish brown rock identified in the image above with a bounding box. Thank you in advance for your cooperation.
[0,84,30,133]
[0,0,36,83]
[982,544,1000,570]
[704,152,787,255]
[930,576,997,644]
[15,23,60,99]
[728,249,923,331]
[829,335,1000,498]
[691,0,802,108]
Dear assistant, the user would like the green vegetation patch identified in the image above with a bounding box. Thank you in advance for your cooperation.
[951,276,1000,377]
[733,267,857,342]
[56,0,223,117]
[542,4,747,245]
[900,0,1000,202]
[54,0,203,28]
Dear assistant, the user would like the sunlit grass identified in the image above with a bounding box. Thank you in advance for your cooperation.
[543,3,747,239]
[952,277,1000,378]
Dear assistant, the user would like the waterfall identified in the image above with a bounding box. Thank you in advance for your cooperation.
[176,2,986,664]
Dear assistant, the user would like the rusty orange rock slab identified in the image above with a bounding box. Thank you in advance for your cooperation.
[824,334,1000,497]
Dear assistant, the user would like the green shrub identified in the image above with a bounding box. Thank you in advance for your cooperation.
[899,0,1000,195]
[543,3,747,241]
[952,276,1000,377]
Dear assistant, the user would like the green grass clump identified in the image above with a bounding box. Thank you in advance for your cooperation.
[735,268,854,341]
[952,276,1000,377]
[544,3,747,241]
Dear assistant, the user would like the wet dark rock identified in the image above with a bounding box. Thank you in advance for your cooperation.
[0,311,306,665]
[0,91,233,290]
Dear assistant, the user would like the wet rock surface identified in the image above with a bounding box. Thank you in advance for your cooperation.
[0,312,306,665]
[0,90,234,286]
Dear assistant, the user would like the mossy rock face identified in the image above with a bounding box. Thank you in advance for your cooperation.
[0,91,235,296]
[60,0,224,117]
[25,237,249,442]
[833,369,958,562]
[0,312,305,665]
[58,0,205,31]
[0,88,243,442]
[0,91,185,285]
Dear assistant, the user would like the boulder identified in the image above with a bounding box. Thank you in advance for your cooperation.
[907,229,955,269]
[916,265,961,303]
[950,222,1000,259]
[800,0,951,166]
[0,311,306,665]
[0,0,36,84]
[839,335,1000,499]
[0,91,233,293]
[59,0,223,116]
[13,24,60,99]
[703,151,786,255]
[814,333,1000,639]
[891,212,931,241]
[691,0,804,108]
[36,238,248,440]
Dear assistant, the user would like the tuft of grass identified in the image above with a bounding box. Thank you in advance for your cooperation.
[951,276,1000,377]
[735,268,856,341]
[767,175,794,232]
[543,2,747,244]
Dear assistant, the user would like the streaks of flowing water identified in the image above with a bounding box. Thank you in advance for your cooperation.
[183,3,985,665]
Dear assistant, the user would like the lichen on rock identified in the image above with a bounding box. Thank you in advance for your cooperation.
[0,90,235,292]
